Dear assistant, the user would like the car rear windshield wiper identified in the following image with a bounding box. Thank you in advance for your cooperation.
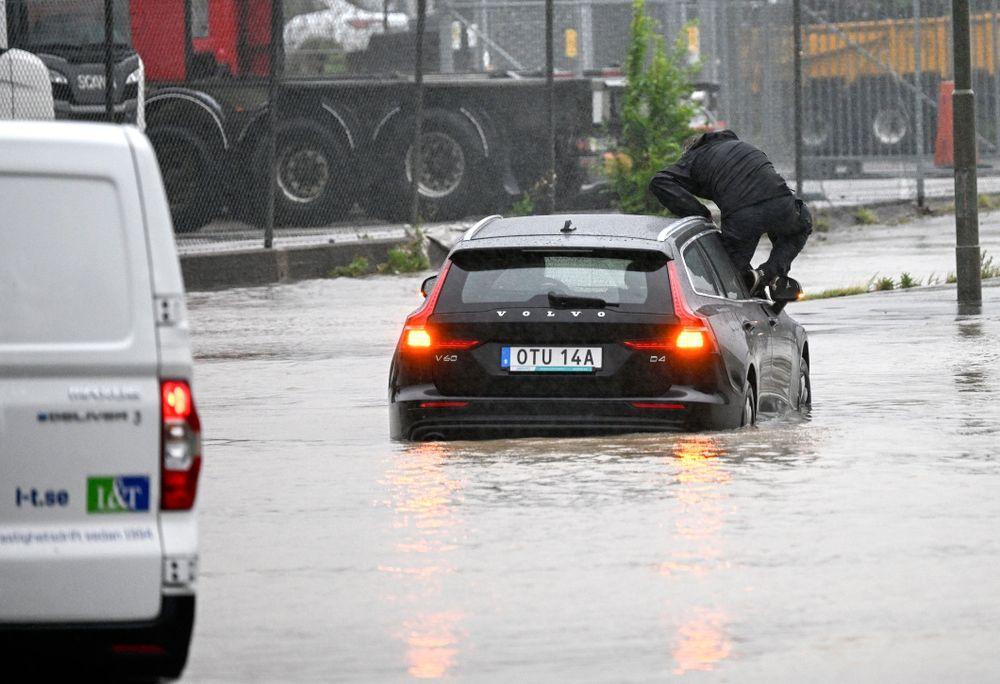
[547,292,620,309]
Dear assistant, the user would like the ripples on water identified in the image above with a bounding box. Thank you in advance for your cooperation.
[185,279,1000,681]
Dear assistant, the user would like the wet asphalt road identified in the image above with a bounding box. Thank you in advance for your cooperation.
[181,263,1000,681]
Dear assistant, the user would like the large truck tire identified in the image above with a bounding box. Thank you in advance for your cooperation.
[147,124,216,233]
[364,108,493,222]
[254,118,356,226]
[856,76,915,155]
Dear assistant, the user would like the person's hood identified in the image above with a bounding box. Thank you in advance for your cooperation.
[688,129,739,150]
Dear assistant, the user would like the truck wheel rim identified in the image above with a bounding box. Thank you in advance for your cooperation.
[277,146,330,204]
[873,107,908,146]
[406,132,466,199]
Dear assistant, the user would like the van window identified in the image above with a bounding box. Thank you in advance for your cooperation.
[0,175,133,346]
[437,249,673,314]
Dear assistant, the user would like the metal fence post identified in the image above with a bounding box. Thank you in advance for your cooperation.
[993,0,1000,151]
[580,0,594,73]
[914,0,925,207]
[952,0,982,307]
[411,0,428,226]
[793,0,803,196]
[104,0,114,122]
[544,0,555,214]
[265,0,284,249]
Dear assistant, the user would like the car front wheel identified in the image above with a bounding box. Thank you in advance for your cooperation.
[797,357,812,411]
[740,381,757,427]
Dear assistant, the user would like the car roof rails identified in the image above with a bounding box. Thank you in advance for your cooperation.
[463,214,503,241]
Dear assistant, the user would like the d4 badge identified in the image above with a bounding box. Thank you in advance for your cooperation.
[87,476,150,514]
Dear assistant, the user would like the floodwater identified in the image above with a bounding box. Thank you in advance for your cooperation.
[182,272,1000,682]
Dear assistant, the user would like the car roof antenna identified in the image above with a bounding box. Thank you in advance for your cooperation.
[561,219,575,233]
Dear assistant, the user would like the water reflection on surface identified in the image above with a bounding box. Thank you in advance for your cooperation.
[181,277,1000,682]
[381,442,465,679]
[665,437,733,675]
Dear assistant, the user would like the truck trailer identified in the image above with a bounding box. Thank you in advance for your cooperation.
[131,0,598,233]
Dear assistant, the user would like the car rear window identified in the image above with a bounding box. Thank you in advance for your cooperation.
[0,175,132,346]
[437,249,673,314]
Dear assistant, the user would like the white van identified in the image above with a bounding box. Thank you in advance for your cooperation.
[0,122,199,679]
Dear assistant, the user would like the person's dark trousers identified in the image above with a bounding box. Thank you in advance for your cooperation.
[721,195,813,281]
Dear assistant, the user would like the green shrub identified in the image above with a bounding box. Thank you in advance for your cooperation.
[873,276,895,291]
[608,0,696,214]
[853,207,877,225]
[898,272,919,289]
[946,272,957,284]
[329,256,371,278]
[378,233,429,274]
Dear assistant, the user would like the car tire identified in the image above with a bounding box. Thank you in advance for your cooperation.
[797,357,812,411]
[365,108,491,222]
[739,380,757,428]
[147,124,216,233]
[254,117,355,227]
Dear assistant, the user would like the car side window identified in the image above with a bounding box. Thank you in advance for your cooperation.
[682,243,723,297]
[698,233,747,299]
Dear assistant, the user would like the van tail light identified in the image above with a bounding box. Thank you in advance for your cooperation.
[161,380,201,510]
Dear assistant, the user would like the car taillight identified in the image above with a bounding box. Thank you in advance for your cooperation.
[161,380,201,510]
[623,262,717,353]
[348,17,376,29]
[667,261,717,353]
[398,262,478,353]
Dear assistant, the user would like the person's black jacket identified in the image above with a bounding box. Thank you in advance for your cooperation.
[649,130,792,219]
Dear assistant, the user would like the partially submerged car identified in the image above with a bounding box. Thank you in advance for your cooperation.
[389,214,810,441]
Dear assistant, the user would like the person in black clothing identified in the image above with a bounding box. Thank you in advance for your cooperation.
[649,130,812,295]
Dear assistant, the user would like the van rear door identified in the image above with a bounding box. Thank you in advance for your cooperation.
[0,125,162,622]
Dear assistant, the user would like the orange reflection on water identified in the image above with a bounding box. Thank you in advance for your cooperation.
[672,609,732,675]
[663,436,733,675]
[381,442,465,679]
[403,610,464,679]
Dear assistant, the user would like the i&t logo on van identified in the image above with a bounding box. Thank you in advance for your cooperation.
[87,476,150,514]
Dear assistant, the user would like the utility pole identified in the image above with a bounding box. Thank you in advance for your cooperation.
[792,0,803,196]
[544,0,556,214]
[952,0,982,307]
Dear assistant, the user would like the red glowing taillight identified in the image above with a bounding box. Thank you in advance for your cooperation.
[398,262,478,353]
[161,380,201,511]
[630,402,686,410]
[623,262,716,353]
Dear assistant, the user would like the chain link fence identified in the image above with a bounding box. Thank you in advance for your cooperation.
[705,0,1000,207]
[4,0,1000,256]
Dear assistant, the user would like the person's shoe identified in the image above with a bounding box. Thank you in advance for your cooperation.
[743,268,768,297]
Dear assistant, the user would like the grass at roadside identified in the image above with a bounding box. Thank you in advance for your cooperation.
[804,251,997,300]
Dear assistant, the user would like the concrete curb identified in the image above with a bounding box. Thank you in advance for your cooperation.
[181,237,408,291]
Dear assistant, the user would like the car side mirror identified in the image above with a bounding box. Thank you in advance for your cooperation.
[769,276,803,313]
[420,275,438,299]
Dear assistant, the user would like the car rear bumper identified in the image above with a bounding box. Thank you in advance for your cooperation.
[390,385,738,440]
[0,594,194,678]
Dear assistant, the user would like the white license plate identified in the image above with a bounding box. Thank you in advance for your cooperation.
[501,346,602,372]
